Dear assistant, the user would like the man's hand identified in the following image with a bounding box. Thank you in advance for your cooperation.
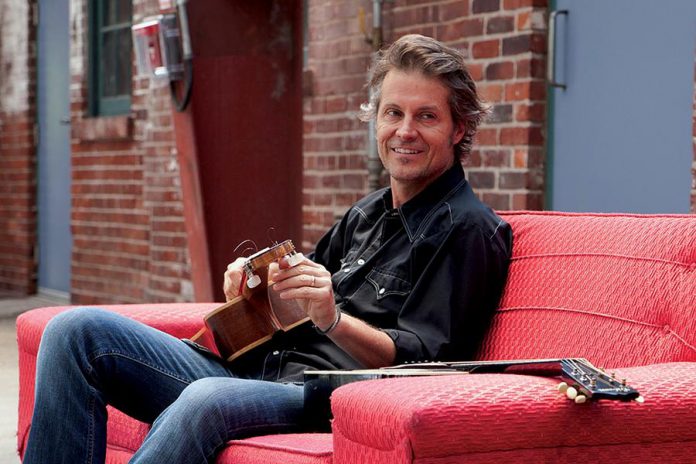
[222,257,246,302]
[271,254,338,330]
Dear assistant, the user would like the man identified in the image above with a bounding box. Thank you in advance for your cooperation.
[23,34,512,464]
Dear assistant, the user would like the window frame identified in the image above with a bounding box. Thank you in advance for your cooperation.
[88,0,133,117]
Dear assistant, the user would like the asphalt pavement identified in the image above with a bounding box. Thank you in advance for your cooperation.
[0,295,69,464]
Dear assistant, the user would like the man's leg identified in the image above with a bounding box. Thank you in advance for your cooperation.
[130,377,305,464]
[23,307,234,464]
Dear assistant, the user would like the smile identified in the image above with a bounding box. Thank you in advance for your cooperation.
[391,147,423,154]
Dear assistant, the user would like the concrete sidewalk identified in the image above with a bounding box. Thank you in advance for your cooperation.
[0,295,69,463]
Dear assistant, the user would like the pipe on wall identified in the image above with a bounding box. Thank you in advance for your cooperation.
[366,0,384,191]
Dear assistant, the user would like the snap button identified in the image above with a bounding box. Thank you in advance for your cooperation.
[357,259,365,265]
[378,288,386,295]
[343,268,350,273]
[272,350,280,355]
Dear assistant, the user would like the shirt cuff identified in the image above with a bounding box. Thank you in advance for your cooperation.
[381,328,426,364]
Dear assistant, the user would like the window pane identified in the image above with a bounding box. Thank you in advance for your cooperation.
[117,1,132,23]
[91,0,132,115]
[103,0,116,26]
[116,28,132,96]
[102,30,118,97]
[103,0,131,26]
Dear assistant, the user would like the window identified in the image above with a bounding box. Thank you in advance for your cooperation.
[89,0,133,116]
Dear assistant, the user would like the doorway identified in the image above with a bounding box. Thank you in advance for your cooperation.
[37,0,72,297]
[547,0,696,213]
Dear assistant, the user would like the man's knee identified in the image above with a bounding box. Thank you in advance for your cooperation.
[41,307,115,351]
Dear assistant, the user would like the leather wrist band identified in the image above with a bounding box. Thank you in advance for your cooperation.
[315,306,342,335]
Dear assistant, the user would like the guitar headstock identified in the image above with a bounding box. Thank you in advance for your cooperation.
[558,358,643,404]
[242,240,301,289]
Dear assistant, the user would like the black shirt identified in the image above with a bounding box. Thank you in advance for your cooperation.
[234,164,512,382]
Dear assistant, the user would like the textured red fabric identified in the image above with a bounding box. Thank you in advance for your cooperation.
[332,363,696,463]
[220,434,333,464]
[482,212,696,368]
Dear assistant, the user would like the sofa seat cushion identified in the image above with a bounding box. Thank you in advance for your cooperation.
[331,363,696,463]
[102,432,334,464]
[220,434,333,464]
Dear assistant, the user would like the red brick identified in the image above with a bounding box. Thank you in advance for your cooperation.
[487,16,515,34]
[474,128,499,146]
[472,39,500,59]
[502,33,546,56]
[481,192,511,211]
[486,61,515,80]
[468,171,496,189]
[478,83,504,102]
[503,0,548,9]
[512,192,544,210]
[439,1,471,22]
[473,0,500,14]
[515,102,546,122]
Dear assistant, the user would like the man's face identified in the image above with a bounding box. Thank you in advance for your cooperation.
[376,69,464,200]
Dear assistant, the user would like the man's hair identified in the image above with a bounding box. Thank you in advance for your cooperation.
[360,34,487,159]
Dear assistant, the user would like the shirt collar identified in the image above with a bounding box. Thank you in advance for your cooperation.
[380,164,467,241]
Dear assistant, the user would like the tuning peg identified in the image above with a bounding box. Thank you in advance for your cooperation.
[557,382,569,394]
[634,396,645,404]
[244,268,261,288]
[574,394,587,404]
[565,386,578,401]
[285,252,303,267]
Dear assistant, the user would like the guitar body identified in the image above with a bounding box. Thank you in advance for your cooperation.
[202,290,276,361]
[190,240,310,361]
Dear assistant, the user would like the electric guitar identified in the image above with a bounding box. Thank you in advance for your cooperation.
[303,358,643,425]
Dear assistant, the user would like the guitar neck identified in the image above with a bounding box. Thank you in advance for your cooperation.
[389,358,578,374]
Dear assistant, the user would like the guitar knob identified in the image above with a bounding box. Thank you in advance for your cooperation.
[246,273,262,288]
[574,394,587,404]
[635,396,645,404]
[565,386,578,400]
[557,382,569,394]
[285,252,303,267]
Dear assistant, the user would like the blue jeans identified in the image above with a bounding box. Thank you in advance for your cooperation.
[22,308,306,464]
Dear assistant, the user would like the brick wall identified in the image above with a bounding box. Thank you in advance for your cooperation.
[0,0,37,296]
[68,0,192,304]
[302,0,548,250]
[2,0,693,300]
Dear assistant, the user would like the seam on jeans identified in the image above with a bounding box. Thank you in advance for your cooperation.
[88,351,195,385]
[86,386,95,464]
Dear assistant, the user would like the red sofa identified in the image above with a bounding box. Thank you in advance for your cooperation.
[16,211,696,463]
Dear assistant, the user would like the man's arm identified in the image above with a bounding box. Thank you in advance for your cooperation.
[322,310,396,368]
[271,254,397,368]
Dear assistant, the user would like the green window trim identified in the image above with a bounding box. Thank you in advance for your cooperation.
[88,0,133,117]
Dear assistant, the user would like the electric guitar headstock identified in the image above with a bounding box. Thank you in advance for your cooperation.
[558,358,643,404]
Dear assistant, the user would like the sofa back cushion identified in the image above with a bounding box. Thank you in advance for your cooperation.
[477,211,696,368]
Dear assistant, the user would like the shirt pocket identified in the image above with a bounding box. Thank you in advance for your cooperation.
[364,268,412,311]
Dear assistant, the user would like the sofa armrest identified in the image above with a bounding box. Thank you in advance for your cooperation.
[16,303,220,356]
[330,363,696,463]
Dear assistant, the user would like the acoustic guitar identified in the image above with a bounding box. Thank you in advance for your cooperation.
[189,240,310,361]
[303,358,643,425]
